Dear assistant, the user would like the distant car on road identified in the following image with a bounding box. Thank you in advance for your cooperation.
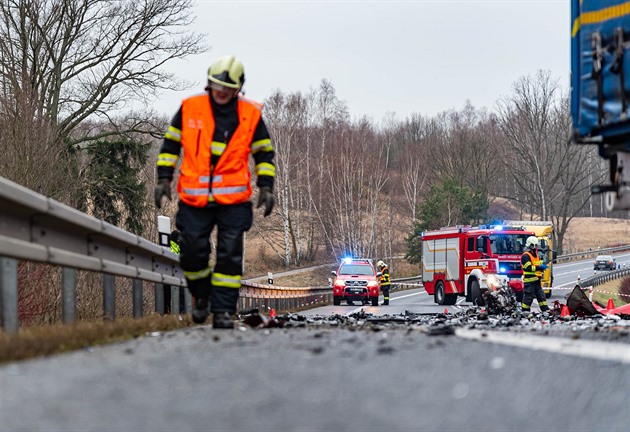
[594,255,617,271]
[331,258,380,306]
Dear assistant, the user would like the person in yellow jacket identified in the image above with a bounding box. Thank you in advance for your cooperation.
[155,55,275,328]
[377,260,391,305]
[520,236,549,315]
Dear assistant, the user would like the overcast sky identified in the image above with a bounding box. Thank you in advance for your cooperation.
[157,0,570,122]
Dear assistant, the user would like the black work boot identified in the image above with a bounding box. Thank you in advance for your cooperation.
[213,312,234,329]
[192,297,209,324]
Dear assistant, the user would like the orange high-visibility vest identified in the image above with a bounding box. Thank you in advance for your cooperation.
[178,94,262,207]
[523,250,543,281]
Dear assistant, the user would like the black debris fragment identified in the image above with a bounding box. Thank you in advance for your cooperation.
[566,285,603,317]
[427,324,456,336]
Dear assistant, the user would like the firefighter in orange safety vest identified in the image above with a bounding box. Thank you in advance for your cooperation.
[154,55,276,329]
[377,260,391,305]
[520,236,549,315]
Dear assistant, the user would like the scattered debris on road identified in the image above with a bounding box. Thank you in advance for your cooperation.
[236,294,630,342]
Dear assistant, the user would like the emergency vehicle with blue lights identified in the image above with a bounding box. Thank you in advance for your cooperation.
[331,258,380,306]
[421,224,535,305]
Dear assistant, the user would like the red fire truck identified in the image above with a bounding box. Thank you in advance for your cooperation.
[421,224,535,305]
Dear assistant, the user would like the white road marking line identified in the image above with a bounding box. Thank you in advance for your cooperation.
[392,291,425,300]
[455,328,630,364]
[346,290,426,314]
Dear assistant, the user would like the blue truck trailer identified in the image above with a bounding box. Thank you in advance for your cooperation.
[571,0,630,210]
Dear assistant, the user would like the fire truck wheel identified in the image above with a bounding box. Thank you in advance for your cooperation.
[333,297,341,306]
[434,281,457,305]
[434,281,446,304]
[471,280,485,306]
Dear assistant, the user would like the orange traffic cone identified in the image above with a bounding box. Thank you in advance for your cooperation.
[560,304,570,317]
[269,308,277,319]
[606,298,615,311]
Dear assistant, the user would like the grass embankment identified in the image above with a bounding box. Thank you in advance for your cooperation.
[0,314,193,364]
[591,278,629,308]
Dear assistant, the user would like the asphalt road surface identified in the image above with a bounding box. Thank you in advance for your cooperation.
[1,254,629,432]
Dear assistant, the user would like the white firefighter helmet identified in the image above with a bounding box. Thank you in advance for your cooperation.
[377,260,386,268]
[525,236,539,248]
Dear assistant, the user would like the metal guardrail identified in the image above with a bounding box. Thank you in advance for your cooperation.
[0,177,330,333]
[555,245,630,262]
[578,267,630,290]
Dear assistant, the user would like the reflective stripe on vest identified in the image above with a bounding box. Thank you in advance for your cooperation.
[177,94,262,207]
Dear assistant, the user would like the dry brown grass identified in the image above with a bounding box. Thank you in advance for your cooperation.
[563,217,630,253]
[0,314,190,364]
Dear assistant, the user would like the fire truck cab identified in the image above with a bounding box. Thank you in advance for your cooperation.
[421,225,535,305]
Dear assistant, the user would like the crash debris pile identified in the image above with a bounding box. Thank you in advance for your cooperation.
[236,286,630,341]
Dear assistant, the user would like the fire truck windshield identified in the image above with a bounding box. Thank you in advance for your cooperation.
[489,234,530,255]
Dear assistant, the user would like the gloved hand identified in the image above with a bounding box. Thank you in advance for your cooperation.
[256,186,275,217]
[537,263,548,271]
[154,178,172,209]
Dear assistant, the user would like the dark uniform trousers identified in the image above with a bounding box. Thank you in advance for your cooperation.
[176,200,253,314]
[381,283,391,305]
[522,280,549,311]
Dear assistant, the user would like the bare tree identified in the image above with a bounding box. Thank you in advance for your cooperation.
[263,90,312,266]
[323,118,388,259]
[391,114,430,224]
[496,71,562,219]
[0,0,205,196]
[496,71,604,253]
[428,101,498,197]
[311,81,349,251]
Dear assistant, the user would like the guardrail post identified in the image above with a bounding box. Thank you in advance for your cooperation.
[0,257,18,333]
[155,283,164,315]
[62,267,76,324]
[172,286,180,315]
[133,278,143,318]
[184,288,192,313]
[103,273,116,320]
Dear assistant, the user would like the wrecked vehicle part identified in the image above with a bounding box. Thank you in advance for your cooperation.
[482,285,519,316]
[566,285,603,317]
[239,309,286,329]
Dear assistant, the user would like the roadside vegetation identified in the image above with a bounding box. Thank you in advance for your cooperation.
[592,277,630,308]
[0,315,191,364]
